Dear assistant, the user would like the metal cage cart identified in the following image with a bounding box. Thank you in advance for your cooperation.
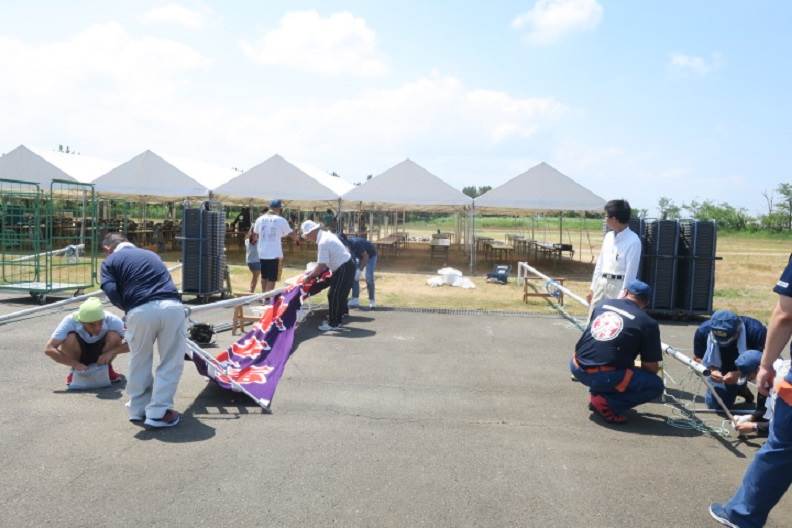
[180,201,228,302]
[0,178,98,303]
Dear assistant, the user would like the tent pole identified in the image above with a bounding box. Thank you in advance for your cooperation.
[469,203,475,273]
[559,211,563,244]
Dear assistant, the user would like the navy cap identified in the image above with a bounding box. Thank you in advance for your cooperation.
[710,310,740,344]
[270,199,283,209]
[625,279,651,298]
[735,349,762,376]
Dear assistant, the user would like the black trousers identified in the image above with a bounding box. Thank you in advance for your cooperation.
[328,259,356,326]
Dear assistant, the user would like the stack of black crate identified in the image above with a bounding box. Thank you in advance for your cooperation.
[675,220,717,314]
[181,202,225,299]
[643,220,680,311]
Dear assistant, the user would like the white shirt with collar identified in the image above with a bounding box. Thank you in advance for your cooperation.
[316,230,351,272]
[591,227,642,289]
[114,241,136,253]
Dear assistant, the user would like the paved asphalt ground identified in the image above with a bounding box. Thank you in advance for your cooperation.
[1,293,790,528]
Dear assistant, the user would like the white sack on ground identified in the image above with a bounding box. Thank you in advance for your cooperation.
[426,267,475,289]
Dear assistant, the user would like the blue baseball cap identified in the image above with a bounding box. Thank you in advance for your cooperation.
[735,349,762,376]
[270,199,283,209]
[709,310,740,345]
[625,279,651,298]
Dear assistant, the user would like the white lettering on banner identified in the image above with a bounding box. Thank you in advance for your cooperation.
[591,311,624,342]
[601,304,636,320]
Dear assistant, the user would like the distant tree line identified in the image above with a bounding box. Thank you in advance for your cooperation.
[655,182,792,231]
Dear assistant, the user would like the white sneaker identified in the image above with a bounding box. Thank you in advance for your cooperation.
[348,297,360,307]
[369,301,376,310]
[318,321,341,332]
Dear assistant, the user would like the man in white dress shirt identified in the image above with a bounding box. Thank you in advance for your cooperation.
[301,220,357,332]
[587,199,643,319]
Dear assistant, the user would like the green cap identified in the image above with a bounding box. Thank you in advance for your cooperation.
[73,297,105,323]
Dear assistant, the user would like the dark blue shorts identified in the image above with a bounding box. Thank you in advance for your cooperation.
[247,261,261,272]
[260,258,280,281]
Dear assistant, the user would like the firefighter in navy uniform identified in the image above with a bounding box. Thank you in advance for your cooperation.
[570,279,664,424]
[709,254,792,528]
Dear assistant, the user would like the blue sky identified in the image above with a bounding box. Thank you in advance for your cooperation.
[1,1,790,214]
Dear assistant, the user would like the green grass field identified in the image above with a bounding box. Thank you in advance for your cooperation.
[213,230,790,324]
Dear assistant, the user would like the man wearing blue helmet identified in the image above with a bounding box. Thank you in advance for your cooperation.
[693,309,767,410]
[571,279,664,424]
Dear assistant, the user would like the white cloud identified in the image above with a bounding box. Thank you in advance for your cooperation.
[512,0,603,45]
[241,10,387,76]
[0,23,565,189]
[142,4,208,30]
[669,52,724,75]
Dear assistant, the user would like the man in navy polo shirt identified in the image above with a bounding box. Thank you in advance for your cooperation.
[694,310,767,410]
[340,234,378,310]
[101,233,185,429]
[570,279,664,424]
[709,255,792,527]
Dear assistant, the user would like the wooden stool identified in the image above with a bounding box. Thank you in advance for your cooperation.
[232,305,262,335]
[523,277,566,306]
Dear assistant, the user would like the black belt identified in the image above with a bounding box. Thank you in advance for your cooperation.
[602,273,623,280]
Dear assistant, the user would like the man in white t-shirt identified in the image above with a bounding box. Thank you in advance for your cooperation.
[252,199,296,294]
[301,220,357,332]
[44,297,129,385]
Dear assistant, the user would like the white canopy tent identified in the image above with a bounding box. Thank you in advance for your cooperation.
[212,154,351,207]
[338,159,474,253]
[92,150,209,200]
[0,145,77,186]
[341,159,472,212]
[473,162,606,267]
[475,162,605,213]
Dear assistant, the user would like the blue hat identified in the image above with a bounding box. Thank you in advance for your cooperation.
[710,310,740,345]
[625,279,651,298]
[735,350,762,376]
[270,199,283,209]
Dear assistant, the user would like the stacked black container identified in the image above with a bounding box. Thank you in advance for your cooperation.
[675,220,717,314]
[643,220,680,311]
[181,202,225,299]
[602,218,717,316]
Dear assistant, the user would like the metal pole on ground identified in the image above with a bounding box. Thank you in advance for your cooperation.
[0,263,184,326]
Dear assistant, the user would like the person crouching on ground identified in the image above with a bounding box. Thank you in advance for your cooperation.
[300,220,356,332]
[570,279,664,424]
[44,297,128,385]
[693,309,768,411]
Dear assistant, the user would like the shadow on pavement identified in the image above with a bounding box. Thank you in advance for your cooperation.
[53,378,126,400]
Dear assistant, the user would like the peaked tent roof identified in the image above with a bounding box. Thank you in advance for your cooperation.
[341,159,471,211]
[92,150,208,199]
[212,154,345,204]
[33,147,117,184]
[292,160,355,197]
[0,145,77,186]
[475,162,606,213]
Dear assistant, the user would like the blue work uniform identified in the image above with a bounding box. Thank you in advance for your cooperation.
[694,316,767,409]
[570,298,664,415]
[721,255,792,527]
[346,236,377,302]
